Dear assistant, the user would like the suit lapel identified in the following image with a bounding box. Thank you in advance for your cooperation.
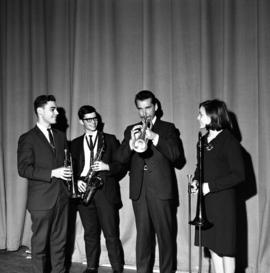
[152,118,161,133]
[34,126,55,153]
[97,131,105,152]
[51,129,59,152]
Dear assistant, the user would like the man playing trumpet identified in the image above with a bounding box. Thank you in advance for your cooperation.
[116,90,186,273]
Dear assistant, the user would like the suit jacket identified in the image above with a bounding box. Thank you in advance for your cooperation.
[71,132,125,208]
[17,126,70,211]
[116,119,186,202]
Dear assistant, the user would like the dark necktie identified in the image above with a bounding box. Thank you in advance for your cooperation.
[47,129,55,150]
[89,135,94,165]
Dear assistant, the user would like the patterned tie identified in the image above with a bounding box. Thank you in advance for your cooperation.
[47,129,55,151]
[89,135,94,165]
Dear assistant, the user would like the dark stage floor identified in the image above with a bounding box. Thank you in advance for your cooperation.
[0,246,135,273]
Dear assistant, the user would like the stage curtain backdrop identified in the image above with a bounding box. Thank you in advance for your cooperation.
[0,0,269,272]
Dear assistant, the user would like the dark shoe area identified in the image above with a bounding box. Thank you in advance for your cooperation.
[83,268,98,273]
[0,247,135,273]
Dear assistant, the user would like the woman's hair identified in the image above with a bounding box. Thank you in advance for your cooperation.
[200,99,232,131]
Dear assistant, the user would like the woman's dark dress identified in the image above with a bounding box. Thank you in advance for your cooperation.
[194,129,245,256]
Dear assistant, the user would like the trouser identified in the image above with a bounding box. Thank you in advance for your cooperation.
[78,192,124,271]
[132,171,178,273]
[30,197,69,273]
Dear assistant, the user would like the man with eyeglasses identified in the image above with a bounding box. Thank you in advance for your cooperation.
[71,105,126,273]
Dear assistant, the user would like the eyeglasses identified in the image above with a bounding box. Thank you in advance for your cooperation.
[83,117,98,123]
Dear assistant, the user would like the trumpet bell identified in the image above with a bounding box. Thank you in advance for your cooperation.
[133,116,152,153]
[189,215,212,229]
[134,139,148,153]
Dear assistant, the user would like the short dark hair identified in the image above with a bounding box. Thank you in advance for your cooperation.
[78,105,97,120]
[34,95,56,115]
[134,90,157,108]
[199,99,232,131]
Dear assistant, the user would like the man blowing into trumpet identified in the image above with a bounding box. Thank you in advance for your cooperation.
[116,90,186,273]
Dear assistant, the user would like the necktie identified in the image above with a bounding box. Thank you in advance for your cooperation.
[47,129,55,150]
[89,135,94,165]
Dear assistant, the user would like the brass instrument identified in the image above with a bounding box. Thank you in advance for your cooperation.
[187,174,193,273]
[134,116,153,153]
[81,135,105,205]
[188,132,212,273]
[64,149,79,198]
[189,132,211,228]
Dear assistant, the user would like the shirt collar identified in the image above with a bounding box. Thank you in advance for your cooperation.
[37,122,52,137]
[85,130,98,140]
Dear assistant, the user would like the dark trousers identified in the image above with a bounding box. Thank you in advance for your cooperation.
[78,192,124,271]
[30,197,69,273]
[132,171,178,273]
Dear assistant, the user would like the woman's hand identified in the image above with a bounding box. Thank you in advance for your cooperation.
[203,182,210,195]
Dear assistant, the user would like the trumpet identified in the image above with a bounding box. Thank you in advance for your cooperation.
[134,116,153,153]
[64,149,80,198]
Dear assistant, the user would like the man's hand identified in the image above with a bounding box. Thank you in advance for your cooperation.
[190,180,199,194]
[129,124,142,150]
[91,160,109,171]
[189,180,210,196]
[145,127,157,141]
[51,166,72,180]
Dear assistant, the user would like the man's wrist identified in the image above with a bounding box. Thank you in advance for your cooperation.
[129,139,135,150]
[152,133,159,146]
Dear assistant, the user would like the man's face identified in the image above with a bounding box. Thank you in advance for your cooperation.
[38,101,58,125]
[136,98,157,120]
[81,112,98,133]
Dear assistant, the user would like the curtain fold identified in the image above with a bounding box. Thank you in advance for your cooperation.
[1,0,269,272]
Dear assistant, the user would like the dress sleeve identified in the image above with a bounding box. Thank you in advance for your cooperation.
[209,136,245,192]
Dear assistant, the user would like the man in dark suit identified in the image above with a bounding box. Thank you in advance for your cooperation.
[116,90,186,273]
[17,95,72,273]
[71,105,125,273]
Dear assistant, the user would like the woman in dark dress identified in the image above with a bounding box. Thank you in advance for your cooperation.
[191,99,245,273]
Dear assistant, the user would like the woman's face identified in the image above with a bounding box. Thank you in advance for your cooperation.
[197,106,211,129]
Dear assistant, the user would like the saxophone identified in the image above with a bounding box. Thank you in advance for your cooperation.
[81,134,105,205]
